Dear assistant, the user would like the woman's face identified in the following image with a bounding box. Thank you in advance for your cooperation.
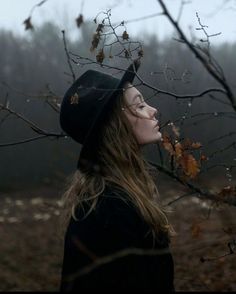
[123,83,162,145]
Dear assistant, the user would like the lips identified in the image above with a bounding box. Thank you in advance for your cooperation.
[154,121,159,128]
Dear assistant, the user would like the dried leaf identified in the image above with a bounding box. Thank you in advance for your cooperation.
[70,93,79,104]
[171,124,180,137]
[200,154,208,161]
[76,14,84,28]
[23,17,34,30]
[96,49,105,64]
[178,153,200,179]
[182,138,192,149]
[96,23,104,33]
[90,32,100,52]
[174,142,183,159]
[191,142,202,149]
[162,133,175,156]
[122,30,129,40]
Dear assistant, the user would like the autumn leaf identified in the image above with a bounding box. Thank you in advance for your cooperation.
[162,132,175,156]
[191,142,202,149]
[70,93,79,104]
[96,49,105,64]
[23,17,34,30]
[182,138,193,149]
[171,124,180,137]
[200,154,208,161]
[90,32,101,52]
[178,153,200,179]
[174,142,183,159]
[161,132,202,179]
[76,14,84,28]
[122,30,129,40]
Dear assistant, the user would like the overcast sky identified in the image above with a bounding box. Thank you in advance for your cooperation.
[1,0,236,44]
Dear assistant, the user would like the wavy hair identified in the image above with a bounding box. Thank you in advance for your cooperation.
[61,85,174,240]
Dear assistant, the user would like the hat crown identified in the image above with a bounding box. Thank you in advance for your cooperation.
[59,60,140,170]
[60,70,120,144]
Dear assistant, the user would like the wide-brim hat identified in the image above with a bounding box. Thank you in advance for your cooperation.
[60,59,141,171]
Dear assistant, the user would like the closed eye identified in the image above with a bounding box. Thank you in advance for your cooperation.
[138,105,145,109]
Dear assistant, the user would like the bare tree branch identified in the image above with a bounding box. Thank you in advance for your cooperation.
[156,0,236,111]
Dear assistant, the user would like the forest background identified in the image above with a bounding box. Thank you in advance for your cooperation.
[0,0,236,291]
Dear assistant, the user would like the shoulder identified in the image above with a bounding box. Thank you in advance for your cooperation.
[72,184,140,225]
[96,185,143,225]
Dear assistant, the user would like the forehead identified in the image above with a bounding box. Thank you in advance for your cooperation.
[123,83,142,104]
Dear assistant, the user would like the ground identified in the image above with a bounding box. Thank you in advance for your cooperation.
[0,174,235,291]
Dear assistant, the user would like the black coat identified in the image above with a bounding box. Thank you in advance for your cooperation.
[60,185,174,292]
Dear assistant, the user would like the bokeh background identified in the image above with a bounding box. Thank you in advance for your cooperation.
[0,0,236,291]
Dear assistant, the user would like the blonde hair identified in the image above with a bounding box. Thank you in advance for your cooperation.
[61,88,174,241]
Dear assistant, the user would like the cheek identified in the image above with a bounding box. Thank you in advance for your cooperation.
[125,113,162,144]
[132,120,156,143]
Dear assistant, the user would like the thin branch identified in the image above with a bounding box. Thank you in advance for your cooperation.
[148,160,236,206]
[156,0,236,111]
[0,134,65,147]
[64,246,170,282]
[71,52,227,99]
[61,30,76,82]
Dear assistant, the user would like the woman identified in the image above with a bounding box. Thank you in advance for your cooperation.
[59,60,175,292]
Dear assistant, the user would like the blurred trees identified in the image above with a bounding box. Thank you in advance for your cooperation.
[0,20,235,189]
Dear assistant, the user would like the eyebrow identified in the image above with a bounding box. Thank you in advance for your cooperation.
[131,94,144,104]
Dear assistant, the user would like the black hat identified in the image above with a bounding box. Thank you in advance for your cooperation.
[60,59,141,171]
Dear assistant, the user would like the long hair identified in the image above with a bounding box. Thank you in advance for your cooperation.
[61,86,174,240]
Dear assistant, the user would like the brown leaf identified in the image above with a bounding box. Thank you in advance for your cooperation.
[90,32,100,52]
[96,49,105,64]
[162,133,175,156]
[23,17,34,30]
[182,138,192,149]
[70,93,79,104]
[171,124,180,137]
[174,142,183,159]
[122,30,129,40]
[191,142,202,149]
[200,154,208,161]
[178,153,200,179]
[76,14,84,28]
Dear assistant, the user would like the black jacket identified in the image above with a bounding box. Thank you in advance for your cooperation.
[60,186,174,292]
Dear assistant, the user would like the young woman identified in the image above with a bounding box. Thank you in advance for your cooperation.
[59,60,175,292]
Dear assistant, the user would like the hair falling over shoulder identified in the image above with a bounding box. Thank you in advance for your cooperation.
[60,93,175,239]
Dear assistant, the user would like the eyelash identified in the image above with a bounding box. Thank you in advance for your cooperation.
[138,104,145,109]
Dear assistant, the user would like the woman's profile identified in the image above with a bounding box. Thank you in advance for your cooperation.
[59,60,175,292]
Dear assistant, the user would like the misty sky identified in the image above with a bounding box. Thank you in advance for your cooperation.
[1,0,236,44]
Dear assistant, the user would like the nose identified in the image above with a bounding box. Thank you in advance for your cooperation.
[149,106,158,120]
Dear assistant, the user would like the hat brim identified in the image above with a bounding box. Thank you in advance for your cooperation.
[78,59,141,170]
